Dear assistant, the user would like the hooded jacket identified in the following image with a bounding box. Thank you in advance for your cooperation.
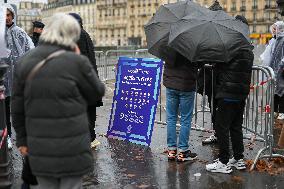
[2,5,34,96]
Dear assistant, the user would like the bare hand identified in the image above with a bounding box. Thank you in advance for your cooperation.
[74,45,81,55]
[18,146,28,156]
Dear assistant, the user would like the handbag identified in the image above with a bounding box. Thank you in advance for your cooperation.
[22,156,37,185]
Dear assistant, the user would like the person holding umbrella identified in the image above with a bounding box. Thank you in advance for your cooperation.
[206,15,254,174]
[164,53,198,162]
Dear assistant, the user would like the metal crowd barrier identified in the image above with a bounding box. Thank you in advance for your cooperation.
[95,49,157,82]
[94,49,283,170]
[95,51,105,80]
[104,50,137,81]
[247,66,284,170]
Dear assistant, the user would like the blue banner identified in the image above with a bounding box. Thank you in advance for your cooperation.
[107,57,163,146]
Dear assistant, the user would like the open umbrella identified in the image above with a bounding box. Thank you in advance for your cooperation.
[168,10,252,63]
[144,0,209,63]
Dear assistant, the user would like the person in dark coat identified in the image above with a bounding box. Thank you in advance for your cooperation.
[197,0,223,145]
[164,53,198,162]
[206,15,253,174]
[31,21,45,47]
[69,13,102,148]
[197,66,218,145]
[11,13,105,188]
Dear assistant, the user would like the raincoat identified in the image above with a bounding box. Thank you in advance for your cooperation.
[260,22,280,66]
[1,5,34,96]
[270,21,284,97]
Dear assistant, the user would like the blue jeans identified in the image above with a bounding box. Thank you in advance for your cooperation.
[166,88,195,152]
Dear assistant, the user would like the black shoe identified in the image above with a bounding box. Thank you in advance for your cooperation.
[177,150,197,162]
[21,182,30,189]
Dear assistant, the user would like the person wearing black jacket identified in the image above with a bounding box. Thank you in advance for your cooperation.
[206,15,253,174]
[12,13,105,188]
[31,21,44,47]
[69,13,102,148]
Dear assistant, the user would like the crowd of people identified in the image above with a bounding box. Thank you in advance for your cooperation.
[1,1,284,189]
[1,4,105,189]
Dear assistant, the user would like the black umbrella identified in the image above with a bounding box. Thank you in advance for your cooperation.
[168,10,252,63]
[144,0,209,63]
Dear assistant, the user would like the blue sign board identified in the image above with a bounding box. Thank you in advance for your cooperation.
[107,57,163,146]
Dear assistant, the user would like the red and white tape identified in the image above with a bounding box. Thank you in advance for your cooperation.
[0,128,8,150]
[250,80,269,90]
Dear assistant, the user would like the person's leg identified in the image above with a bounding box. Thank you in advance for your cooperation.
[276,95,284,119]
[5,96,12,149]
[35,177,59,189]
[166,88,179,158]
[214,99,234,164]
[60,176,83,189]
[88,106,101,148]
[5,96,11,136]
[177,91,195,151]
[274,95,280,118]
[227,101,246,170]
[22,156,38,188]
[230,101,245,160]
[206,99,233,173]
[87,106,97,141]
[177,91,197,162]
[202,97,218,145]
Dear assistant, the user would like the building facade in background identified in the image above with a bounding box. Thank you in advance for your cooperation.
[195,0,279,44]
[95,0,178,47]
[42,0,96,41]
[17,1,44,35]
[29,0,279,46]
[95,0,128,47]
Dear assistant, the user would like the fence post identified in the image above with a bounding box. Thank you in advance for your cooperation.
[105,50,110,81]
[0,63,11,188]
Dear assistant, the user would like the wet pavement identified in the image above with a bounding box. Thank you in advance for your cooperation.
[9,84,284,189]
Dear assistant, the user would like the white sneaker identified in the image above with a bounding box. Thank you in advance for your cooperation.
[7,136,12,150]
[206,159,232,174]
[91,139,101,148]
[202,135,217,145]
[227,158,246,170]
[277,113,284,120]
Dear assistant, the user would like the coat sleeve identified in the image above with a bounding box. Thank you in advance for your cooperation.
[77,56,105,105]
[11,63,27,147]
[85,32,98,74]
[16,29,34,57]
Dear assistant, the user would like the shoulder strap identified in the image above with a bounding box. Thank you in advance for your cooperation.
[26,50,66,81]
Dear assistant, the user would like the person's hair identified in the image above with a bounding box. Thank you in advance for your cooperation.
[6,4,15,19]
[40,13,80,49]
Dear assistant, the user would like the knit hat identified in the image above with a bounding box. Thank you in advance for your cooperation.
[69,13,83,26]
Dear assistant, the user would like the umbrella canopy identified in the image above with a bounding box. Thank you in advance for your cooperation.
[144,0,209,63]
[168,10,253,63]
